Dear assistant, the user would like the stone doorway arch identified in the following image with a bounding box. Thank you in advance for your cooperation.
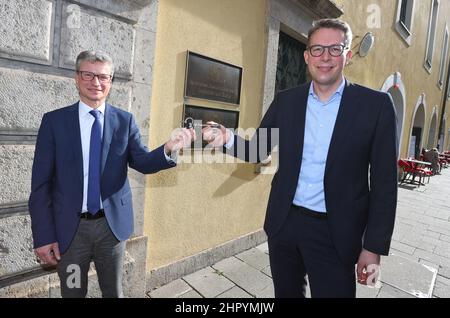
[408,95,427,158]
[381,72,406,157]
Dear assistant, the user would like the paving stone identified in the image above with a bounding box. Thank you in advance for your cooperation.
[381,254,436,298]
[390,240,415,254]
[377,284,415,298]
[428,217,450,230]
[235,248,270,271]
[404,212,436,225]
[428,225,450,237]
[422,235,446,248]
[261,266,272,278]
[148,279,192,298]
[356,283,380,298]
[432,283,450,298]
[392,231,405,242]
[255,242,269,255]
[434,245,450,258]
[418,259,439,271]
[438,265,450,279]
[436,275,450,286]
[178,289,203,298]
[213,257,273,297]
[391,223,413,241]
[400,236,435,252]
[440,234,450,243]
[183,267,235,298]
[414,249,450,268]
[424,209,450,220]
[426,230,441,239]
[254,284,274,298]
[216,286,252,298]
[397,218,429,231]
[146,170,450,299]
[389,249,420,262]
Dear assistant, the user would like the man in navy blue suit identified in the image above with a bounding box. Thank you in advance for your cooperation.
[29,50,195,297]
[203,19,398,297]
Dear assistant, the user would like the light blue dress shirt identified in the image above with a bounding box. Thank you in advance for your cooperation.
[292,78,345,213]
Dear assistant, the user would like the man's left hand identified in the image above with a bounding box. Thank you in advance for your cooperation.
[356,249,380,286]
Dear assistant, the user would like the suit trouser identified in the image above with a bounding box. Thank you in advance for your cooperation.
[57,217,125,298]
[268,205,356,298]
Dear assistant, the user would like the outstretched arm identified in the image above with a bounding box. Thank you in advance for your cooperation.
[202,96,280,163]
[128,115,195,173]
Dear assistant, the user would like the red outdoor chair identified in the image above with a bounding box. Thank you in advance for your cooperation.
[398,159,414,183]
[398,159,431,186]
[410,161,432,185]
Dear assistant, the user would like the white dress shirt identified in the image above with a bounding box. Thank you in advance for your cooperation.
[79,101,105,212]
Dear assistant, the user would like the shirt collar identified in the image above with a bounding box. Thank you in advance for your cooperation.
[78,100,106,117]
[309,76,346,102]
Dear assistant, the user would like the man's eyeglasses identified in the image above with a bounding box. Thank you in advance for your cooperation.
[78,71,113,83]
[307,44,348,57]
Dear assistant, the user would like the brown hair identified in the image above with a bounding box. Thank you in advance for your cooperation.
[307,19,353,48]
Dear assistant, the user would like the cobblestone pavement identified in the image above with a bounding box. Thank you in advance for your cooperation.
[148,166,450,298]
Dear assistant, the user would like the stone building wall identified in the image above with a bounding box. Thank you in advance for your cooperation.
[0,0,158,297]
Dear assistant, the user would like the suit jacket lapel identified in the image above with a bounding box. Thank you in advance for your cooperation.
[101,104,116,175]
[67,102,84,184]
[325,80,361,173]
[291,84,309,179]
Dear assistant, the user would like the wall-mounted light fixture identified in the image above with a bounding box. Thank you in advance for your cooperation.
[393,72,400,90]
[358,32,375,57]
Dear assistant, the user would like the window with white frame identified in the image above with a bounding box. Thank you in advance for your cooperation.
[395,0,415,45]
[438,26,449,88]
[424,0,440,73]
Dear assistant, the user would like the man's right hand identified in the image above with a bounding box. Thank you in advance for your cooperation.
[202,121,231,148]
[35,242,61,266]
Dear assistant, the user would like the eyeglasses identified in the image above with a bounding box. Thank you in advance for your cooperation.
[307,44,348,57]
[78,71,113,83]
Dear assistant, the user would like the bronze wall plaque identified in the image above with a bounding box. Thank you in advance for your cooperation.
[185,51,242,105]
[183,104,239,129]
[183,104,239,148]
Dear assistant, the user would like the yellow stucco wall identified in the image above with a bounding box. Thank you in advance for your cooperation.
[334,0,450,155]
[145,0,270,269]
[144,0,450,270]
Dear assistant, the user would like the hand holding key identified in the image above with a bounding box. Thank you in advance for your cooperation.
[202,121,231,148]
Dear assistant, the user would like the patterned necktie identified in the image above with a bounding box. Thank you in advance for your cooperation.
[87,109,102,214]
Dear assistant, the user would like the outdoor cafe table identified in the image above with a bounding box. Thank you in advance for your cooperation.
[403,158,432,186]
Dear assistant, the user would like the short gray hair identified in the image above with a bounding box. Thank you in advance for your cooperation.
[75,50,115,75]
[308,19,353,48]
